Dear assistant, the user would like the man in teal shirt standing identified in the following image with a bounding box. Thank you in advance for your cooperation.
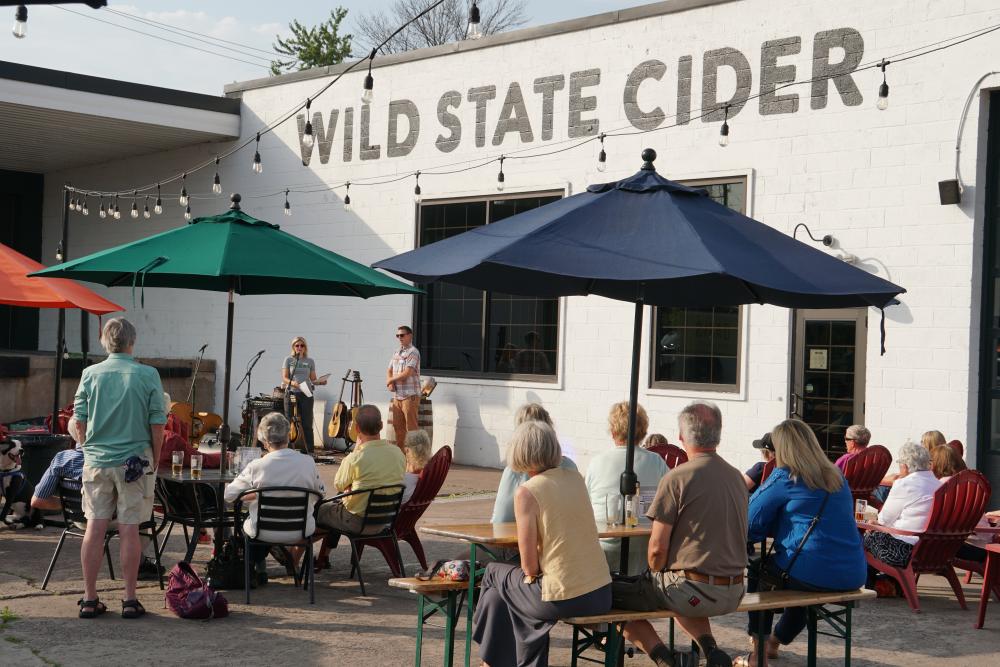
[72,317,166,619]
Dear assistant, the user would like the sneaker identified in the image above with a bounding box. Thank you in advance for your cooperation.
[137,557,165,581]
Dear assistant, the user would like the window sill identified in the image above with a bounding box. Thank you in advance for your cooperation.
[426,372,563,391]
[645,384,747,402]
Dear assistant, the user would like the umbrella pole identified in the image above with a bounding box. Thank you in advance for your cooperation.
[220,283,235,474]
[51,189,71,432]
[618,298,643,574]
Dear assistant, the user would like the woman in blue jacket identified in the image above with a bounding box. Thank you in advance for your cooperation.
[737,419,866,667]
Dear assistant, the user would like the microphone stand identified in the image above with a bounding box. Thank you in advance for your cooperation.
[236,351,264,448]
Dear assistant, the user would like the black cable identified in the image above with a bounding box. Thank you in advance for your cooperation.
[102,7,278,59]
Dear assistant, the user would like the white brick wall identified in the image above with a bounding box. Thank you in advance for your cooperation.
[39,0,1000,474]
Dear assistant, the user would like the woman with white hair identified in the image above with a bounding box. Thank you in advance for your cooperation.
[863,441,941,568]
[473,421,611,667]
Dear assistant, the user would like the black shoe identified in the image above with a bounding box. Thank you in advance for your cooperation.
[256,569,268,586]
[137,557,165,581]
[269,546,296,577]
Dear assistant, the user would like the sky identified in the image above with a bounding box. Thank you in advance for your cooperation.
[0,1,644,94]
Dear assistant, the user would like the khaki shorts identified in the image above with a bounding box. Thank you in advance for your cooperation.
[81,450,154,525]
[651,570,745,617]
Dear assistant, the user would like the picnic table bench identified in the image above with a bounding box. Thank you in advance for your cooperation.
[562,587,877,667]
[389,576,471,667]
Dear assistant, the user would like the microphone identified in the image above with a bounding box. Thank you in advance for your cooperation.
[256,349,265,357]
[198,343,208,352]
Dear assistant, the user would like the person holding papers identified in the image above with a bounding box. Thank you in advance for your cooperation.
[281,336,327,454]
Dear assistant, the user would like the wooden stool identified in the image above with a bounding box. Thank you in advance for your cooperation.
[976,543,1000,629]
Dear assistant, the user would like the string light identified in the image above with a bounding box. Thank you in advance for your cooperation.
[284,189,292,216]
[12,5,26,39]
[68,197,76,212]
[361,48,375,105]
[719,104,731,147]
[179,173,188,205]
[466,2,482,40]
[55,240,63,262]
[81,196,89,216]
[154,184,163,215]
[98,197,107,218]
[413,171,422,203]
[143,196,151,219]
[496,156,505,192]
[212,157,222,194]
[343,182,352,211]
[252,132,263,174]
[877,59,890,110]
[130,190,139,218]
[302,98,315,148]
[597,133,607,172]
[113,195,121,220]
[184,203,192,221]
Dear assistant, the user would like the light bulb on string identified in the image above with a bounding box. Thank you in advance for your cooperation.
[252,132,263,174]
[154,184,163,215]
[497,156,506,192]
[877,59,890,111]
[597,133,607,172]
[184,204,192,221]
[68,196,76,212]
[719,104,731,147]
[284,189,292,216]
[413,172,422,203]
[361,49,376,105]
[55,241,63,262]
[143,196,151,219]
[179,173,188,205]
[113,196,121,220]
[302,98,315,149]
[75,198,83,212]
[12,5,26,39]
[343,182,352,211]
[98,197,106,219]
[212,157,222,194]
[130,191,139,218]
[466,2,482,40]
[62,342,69,360]
[81,196,89,216]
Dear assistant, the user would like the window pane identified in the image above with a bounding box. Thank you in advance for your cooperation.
[651,178,746,390]
[417,195,560,379]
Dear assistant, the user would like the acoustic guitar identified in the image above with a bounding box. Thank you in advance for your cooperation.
[345,371,364,444]
[327,369,352,438]
[169,345,223,445]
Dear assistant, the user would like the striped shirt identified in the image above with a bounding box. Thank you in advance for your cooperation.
[34,446,85,499]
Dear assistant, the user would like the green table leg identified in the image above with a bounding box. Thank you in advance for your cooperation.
[604,623,623,667]
[465,542,477,667]
[844,603,852,667]
[669,617,675,651]
[415,594,425,667]
[444,591,457,667]
[806,606,818,667]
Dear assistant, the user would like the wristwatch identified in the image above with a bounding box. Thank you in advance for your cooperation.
[523,573,540,585]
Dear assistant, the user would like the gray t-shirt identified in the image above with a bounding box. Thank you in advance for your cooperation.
[283,355,315,391]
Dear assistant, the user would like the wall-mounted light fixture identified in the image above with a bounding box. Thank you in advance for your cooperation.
[792,223,834,247]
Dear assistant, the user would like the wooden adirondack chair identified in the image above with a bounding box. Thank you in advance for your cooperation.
[760,458,776,484]
[647,443,688,469]
[864,469,992,612]
[842,445,892,509]
[352,445,452,575]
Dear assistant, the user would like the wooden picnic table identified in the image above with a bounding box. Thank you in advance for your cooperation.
[418,520,653,667]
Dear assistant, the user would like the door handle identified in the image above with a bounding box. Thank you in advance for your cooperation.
[790,392,803,418]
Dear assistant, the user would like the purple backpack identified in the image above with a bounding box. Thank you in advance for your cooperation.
[165,561,229,620]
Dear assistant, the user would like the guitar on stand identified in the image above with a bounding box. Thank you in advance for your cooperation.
[345,371,364,450]
[327,369,352,441]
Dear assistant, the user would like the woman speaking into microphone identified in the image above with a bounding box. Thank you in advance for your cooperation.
[281,336,326,453]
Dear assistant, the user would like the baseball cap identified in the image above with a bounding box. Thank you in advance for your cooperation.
[752,432,774,451]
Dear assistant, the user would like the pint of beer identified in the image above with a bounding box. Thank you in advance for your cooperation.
[171,451,183,477]
[190,454,203,480]
[854,499,867,522]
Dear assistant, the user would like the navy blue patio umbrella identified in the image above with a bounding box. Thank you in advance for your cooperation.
[374,148,905,568]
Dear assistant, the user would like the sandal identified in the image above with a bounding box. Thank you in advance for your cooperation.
[415,559,447,582]
[121,599,146,619]
[77,598,107,619]
[734,652,765,667]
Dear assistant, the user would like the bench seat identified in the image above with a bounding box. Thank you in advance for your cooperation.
[389,577,472,593]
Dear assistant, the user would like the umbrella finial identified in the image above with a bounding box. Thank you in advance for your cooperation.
[641,148,657,171]
[230,193,242,211]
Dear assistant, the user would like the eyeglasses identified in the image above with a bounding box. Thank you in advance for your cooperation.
[294,344,305,348]
[396,333,409,338]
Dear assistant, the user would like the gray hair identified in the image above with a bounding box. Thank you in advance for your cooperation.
[257,412,290,448]
[898,440,931,472]
[846,424,871,446]
[678,401,722,448]
[100,317,136,354]
[507,421,562,474]
[515,403,553,426]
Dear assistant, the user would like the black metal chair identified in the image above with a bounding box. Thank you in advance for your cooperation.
[156,476,234,562]
[41,476,164,590]
[315,484,406,596]
[233,486,323,605]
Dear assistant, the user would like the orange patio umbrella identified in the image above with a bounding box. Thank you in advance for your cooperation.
[0,242,122,314]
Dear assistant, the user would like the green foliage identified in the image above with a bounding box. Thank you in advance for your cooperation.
[271,8,353,76]
[0,607,17,626]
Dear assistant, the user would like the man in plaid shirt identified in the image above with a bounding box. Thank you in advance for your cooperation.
[31,418,161,579]
[386,325,421,451]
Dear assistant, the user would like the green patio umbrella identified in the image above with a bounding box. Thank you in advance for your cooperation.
[31,195,420,464]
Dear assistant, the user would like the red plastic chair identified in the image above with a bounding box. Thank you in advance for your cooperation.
[647,443,688,469]
[352,446,453,576]
[947,440,964,459]
[842,445,892,509]
[864,469,992,612]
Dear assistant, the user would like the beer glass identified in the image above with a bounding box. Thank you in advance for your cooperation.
[190,454,203,480]
[855,499,868,522]
[171,451,183,477]
[606,494,623,526]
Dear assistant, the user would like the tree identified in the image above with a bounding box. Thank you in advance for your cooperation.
[355,0,528,54]
[270,8,353,75]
